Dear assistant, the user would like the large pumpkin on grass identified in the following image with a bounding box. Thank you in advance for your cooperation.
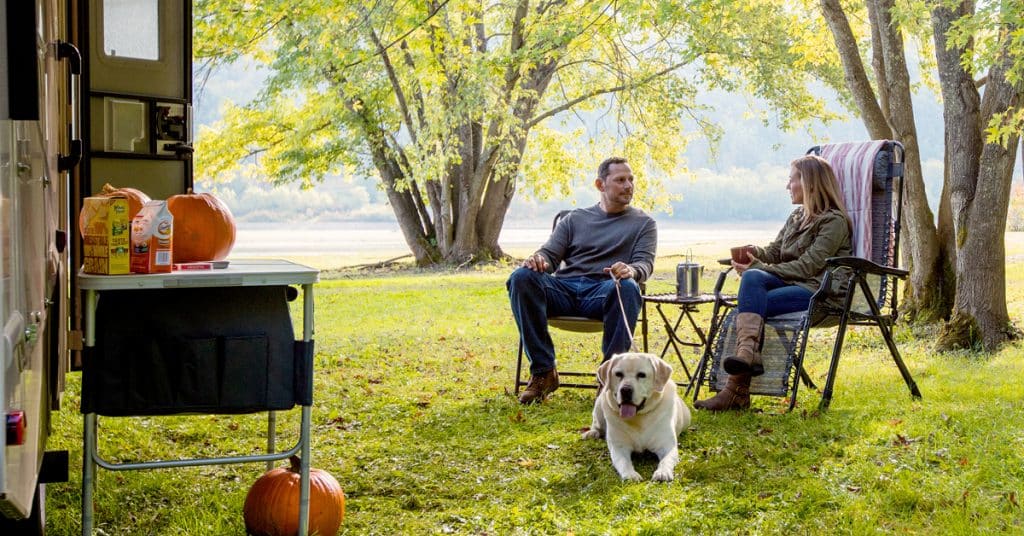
[166,189,236,262]
[243,456,345,536]
[78,183,151,234]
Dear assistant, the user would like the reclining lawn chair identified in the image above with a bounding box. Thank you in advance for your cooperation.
[692,140,922,411]
[513,210,648,393]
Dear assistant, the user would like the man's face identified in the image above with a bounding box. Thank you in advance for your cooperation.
[598,162,635,210]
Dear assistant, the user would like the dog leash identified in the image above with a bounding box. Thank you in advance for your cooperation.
[611,274,639,352]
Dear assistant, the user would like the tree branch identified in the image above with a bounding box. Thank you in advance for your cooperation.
[368,26,419,144]
[527,61,692,128]
[820,0,891,139]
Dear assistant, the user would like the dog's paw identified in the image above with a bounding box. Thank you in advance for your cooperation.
[651,468,675,482]
[581,428,603,440]
[621,470,643,482]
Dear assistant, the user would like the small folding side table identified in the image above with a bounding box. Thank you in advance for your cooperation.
[642,292,735,392]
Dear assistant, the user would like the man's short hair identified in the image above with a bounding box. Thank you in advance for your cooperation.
[598,156,628,181]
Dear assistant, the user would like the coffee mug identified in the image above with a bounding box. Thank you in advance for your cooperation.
[730,246,755,264]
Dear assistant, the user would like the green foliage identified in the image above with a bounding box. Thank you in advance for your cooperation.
[193,0,846,218]
[41,246,1024,534]
[943,0,1024,146]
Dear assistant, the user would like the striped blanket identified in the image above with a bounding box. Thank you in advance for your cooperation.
[820,141,887,259]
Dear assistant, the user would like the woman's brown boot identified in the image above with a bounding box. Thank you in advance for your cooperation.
[693,372,752,411]
[723,312,765,376]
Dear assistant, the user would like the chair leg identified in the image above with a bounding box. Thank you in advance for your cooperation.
[788,315,814,412]
[858,278,922,400]
[690,302,729,402]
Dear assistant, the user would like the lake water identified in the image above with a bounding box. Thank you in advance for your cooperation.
[231,221,781,259]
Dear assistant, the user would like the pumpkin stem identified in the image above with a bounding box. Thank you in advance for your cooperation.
[288,455,302,473]
[186,187,194,194]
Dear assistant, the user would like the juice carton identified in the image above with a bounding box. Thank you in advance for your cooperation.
[130,200,174,274]
[81,196,131,274]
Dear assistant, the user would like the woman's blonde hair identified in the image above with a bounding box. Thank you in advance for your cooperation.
[791,155,851,230]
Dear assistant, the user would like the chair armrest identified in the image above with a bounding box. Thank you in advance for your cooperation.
[712,265,733,296]
[825,256,908,278]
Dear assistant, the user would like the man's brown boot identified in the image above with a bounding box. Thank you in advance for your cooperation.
[518,369,559,404]
[693,372,752,411]
[723,312,765,376]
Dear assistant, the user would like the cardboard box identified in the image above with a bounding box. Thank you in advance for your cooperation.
[81,196,131,274]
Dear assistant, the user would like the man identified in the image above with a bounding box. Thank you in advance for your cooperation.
[507,156,657,404]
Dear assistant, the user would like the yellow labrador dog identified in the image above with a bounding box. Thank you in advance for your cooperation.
[582,352,691,482]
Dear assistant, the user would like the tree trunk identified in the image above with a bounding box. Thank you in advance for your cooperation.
[932,2,1021,349]
[820,0,889,138]
[820,0,953,321]
[872,0,952,321]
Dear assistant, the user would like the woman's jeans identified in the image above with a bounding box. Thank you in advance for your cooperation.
[507,268,642,375]
[737,269,813,317]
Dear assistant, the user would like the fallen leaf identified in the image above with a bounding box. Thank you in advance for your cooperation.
[893,434,913,447]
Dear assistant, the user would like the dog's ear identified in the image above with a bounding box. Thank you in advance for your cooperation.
[596,356,616,386]
[650,355,673,392]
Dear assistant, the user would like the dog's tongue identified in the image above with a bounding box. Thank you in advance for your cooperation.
[619,403,637,419]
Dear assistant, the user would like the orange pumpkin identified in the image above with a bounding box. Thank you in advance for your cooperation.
[166,189,237,262]
[78,183,151,234]
[243,456,345,536]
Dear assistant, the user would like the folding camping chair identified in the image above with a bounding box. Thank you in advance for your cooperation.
[513,210,647,393]
[691,140,922,411]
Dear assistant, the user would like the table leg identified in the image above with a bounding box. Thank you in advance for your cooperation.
[266,412,277,471]
[653,304,693,382]
[82,289,97,535]
[82,413,96,536]
[297,283,315,536]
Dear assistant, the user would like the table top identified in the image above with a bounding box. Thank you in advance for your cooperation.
[644,292,735,305]
[78,259,320,290]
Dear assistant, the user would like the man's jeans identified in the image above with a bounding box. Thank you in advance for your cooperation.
[507,268,642,375]
[736,269,813,317]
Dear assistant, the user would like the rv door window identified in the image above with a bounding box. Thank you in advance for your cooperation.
[102,0,159,60]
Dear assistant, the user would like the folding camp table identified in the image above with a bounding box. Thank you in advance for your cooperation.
[642,292,734,392]
[78,259,318,535]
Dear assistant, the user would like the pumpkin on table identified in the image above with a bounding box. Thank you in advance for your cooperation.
[166,189,237,262]
[78,183,151,234]
[243,455,345,536]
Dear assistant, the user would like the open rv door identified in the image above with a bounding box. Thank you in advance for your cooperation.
[71,0,193,357]
[72,0,193,362]
[79,0,193,200]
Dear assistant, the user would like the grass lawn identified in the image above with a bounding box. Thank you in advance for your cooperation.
[43,238,1024,535]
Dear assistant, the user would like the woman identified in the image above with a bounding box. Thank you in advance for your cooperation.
[695,154,852,411]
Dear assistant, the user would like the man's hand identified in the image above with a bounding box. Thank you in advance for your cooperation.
[522,253,549,272]
[604,261,635,280]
